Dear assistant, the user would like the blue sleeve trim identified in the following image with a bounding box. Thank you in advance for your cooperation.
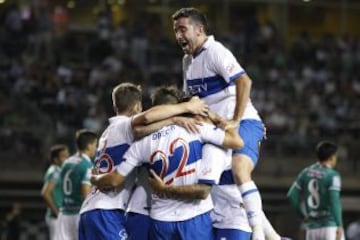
[241,188,258,198]
[198,179,215,185]
[229,71,246,82]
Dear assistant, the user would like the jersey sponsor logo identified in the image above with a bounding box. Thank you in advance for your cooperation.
[152,125,176,140]
[188,83,208,95]
[307,169,324,178]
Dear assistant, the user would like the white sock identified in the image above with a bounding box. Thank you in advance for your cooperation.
[238,181,263,227]
[261,211,281,240]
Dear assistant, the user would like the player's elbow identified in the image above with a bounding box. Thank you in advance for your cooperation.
[132,126,146,139]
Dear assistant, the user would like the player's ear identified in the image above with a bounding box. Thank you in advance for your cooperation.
[113,105,118,114]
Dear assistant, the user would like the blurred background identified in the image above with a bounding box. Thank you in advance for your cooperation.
[0,0,359,239]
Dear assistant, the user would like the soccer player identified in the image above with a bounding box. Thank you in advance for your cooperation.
[79,83,209,240]
[41,144,70,240]
[149,143,252,240]
[172,7,278,240]
[90,86,244,240]
[287,141,344,240]
[57,129,98,240]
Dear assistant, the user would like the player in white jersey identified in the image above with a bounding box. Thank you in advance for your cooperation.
[41,144,70,240]
[172,7,281,240]
[57,130,98,240]
[90,86,244,240]
[79,83,209,240]
[125,166,152,240]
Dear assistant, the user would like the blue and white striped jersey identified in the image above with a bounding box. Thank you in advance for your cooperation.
[117,123,225,222]
[182,35,261,121]
[80,115,136,214]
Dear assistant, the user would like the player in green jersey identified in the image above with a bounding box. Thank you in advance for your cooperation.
[41,144,70,240]
[287,141,344,240]
[57,130,98,240]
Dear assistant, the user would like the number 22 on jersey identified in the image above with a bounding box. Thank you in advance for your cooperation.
[150,138,195,185]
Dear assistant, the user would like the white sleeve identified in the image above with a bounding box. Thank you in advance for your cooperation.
[211,45,245,82]
[116,142,143,176]
[112,117,134,142]
[198,123,225,147]
[198,144,229,185]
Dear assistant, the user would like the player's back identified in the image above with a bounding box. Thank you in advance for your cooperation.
[299,163,341,228]
[60,154,92,215]
[80,115,135,214]
[124,123,225,222]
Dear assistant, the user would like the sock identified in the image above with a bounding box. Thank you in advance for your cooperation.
[238,181,263,227]
[261,211,281,240]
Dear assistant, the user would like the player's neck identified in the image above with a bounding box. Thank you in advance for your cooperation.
[193,36,208,57]
[319,161,332,168]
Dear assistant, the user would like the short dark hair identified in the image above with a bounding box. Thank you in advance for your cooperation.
[75,129,97,151]
[172,7,209,34]
[151,86,181,106]
[112,82,142,113]
[316,141,337,162]
[49,144,68,162]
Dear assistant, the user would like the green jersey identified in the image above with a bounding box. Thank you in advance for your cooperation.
[43,165,63,218]
[292,163,342,229]
[60,153,92,215]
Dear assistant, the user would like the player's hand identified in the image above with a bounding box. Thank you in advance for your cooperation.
[186,96,208,116]
[91,167,100,175]
[224,120,240,131]
[148,169,166,193]
[207,111,227,128]
[173,116,202,134]
[335,227,343,240]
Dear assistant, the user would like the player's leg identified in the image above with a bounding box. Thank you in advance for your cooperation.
[57,213,78,240]
[78,209,127,240]
[149,218,178,240]
[214,228,251,240]
[261,211,283,240]
[232,120,274,240]
[46,217,57,240]
[178,211,214,240]
[126,212,151,240]
[321,226,338,240]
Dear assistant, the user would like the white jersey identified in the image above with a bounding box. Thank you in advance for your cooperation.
[182,35,261,121]
[126,166,152,216]
[117,123,225,222]
[201,144,251,232]
[80,116,136,214]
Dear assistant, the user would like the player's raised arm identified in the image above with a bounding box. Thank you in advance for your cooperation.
[132,96,208,126]
[232,74,252,123]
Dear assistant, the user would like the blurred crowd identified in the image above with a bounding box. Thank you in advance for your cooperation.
[0,3,359,172]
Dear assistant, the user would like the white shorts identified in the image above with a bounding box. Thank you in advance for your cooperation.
[306,226,344,240]
[46,217,58,240]
[56,213,79,240]
[211,185,252,232]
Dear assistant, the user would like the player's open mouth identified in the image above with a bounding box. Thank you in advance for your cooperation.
[180,42,189,49]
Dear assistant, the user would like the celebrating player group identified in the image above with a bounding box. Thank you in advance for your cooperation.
[41,7,343,240]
